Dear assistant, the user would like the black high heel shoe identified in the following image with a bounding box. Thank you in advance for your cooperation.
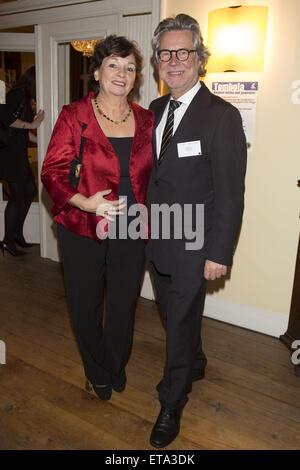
[0,241,26,257]
[14,236,34,248]
[85,379,112,401]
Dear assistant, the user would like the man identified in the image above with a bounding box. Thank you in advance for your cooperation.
[147,14,247,448]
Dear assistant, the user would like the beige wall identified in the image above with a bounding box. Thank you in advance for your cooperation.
[163,0,300,320]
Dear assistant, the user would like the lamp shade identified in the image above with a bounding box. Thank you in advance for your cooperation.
[207,6,269,73]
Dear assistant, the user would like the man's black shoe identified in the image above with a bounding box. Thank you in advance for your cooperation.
[150,406,182,448]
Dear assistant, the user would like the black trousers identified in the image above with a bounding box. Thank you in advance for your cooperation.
[4,179,37,244]
[150,260,207,410]
[57,224,145,385]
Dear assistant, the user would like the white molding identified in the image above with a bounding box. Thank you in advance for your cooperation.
[0,33,34,51]
[122,12,153,107]
[140,284,289,338]
[35,24,46,258]
[203,295,289,338]
[0,0,156,29]
[57,44,70,111]
[0,0,96,15]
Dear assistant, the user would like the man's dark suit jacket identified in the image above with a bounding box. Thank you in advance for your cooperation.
[146,82,247,275]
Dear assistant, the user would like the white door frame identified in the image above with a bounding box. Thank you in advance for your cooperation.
[0,33,34,52]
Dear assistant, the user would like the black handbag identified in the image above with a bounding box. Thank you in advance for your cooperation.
[68,123,87,189]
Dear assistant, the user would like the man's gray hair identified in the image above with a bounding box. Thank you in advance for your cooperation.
[152,14,210,77]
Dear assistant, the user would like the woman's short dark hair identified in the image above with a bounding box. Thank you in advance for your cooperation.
[88,35,143,96]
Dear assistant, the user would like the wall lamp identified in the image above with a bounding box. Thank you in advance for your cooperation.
[207,5,269,73]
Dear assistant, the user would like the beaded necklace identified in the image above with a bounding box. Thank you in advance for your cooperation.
[94,98,132,125]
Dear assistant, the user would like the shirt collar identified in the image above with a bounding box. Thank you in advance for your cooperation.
[170,80,201,107]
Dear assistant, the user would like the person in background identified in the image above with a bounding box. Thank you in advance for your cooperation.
[146,14,247,447]
[41,36,154,401]
[0,65,45,256]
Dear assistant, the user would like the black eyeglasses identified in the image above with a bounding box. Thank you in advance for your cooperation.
[157,49,197,62]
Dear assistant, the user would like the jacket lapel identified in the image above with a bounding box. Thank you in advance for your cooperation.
[77,93,113,153]
[153,94,170,130]
[151,84,212,166]
[75,94,153,157]
[170,82,211,145]
[151,94,170,165]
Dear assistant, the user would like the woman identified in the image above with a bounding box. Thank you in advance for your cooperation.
[0,66,45,256]
[41,36,154,400]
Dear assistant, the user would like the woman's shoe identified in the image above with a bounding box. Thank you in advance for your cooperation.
[14,236,34,248]
[85,379,112,401]
[112,370,127,393]
[0,241,26,257]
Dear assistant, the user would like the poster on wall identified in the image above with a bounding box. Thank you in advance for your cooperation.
[211,81,258,152]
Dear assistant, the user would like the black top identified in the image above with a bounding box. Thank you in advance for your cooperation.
[0,104,17,127]
[108,137,136,208]
[107,137,138,238]
[0,87,34,182]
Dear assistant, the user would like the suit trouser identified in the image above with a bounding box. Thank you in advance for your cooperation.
[57,223,145,385]
[150,260,207,410]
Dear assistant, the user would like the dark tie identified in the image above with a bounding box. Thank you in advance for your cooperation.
[159,100,181,161]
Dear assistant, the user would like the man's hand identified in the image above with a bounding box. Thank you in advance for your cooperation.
[204,260,227,281]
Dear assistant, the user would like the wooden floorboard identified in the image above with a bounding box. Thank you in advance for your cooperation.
[0,246,299,450]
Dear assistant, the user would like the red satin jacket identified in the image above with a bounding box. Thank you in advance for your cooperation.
[41,92,154,241]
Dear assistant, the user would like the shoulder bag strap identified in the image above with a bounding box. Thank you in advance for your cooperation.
[78,123,87,163]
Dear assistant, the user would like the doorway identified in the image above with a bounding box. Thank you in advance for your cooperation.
[0,29,40,243]
[57,40,104,112]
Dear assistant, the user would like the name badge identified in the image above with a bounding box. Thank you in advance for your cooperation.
[177,140,202,158]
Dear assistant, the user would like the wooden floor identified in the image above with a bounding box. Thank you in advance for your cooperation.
[0,245,299,450]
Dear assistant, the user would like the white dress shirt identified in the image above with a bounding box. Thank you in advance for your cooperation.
[155,80,201,158]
